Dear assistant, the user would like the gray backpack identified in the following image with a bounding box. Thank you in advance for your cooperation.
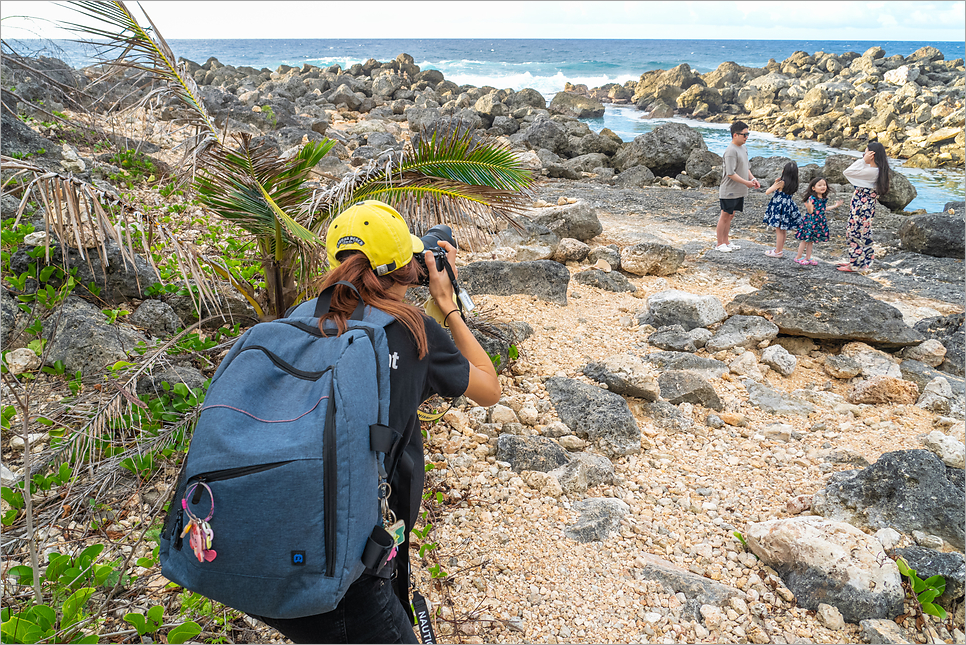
[160,282,402,618]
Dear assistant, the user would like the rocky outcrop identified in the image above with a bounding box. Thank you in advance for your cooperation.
[813,450,966,550]
[581,46,965,169]
[726,280,925,347]
[898,213,966,258]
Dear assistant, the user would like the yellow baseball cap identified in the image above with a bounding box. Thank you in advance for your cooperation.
[325,200,424,276]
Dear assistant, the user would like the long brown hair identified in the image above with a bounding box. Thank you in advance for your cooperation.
[867,142,891,196]
[318,252,429,359]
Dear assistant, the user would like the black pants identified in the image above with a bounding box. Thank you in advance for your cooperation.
[251,574,418,644]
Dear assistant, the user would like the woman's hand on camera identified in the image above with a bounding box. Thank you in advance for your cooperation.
[425,240,457,309]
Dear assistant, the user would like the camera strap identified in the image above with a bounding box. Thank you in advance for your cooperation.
[443,262,474,320]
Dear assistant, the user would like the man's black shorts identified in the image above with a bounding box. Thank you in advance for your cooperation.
[720,197,744,214]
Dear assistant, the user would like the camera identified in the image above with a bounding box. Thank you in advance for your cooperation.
[413,225,456,285]
[413,224,475,314]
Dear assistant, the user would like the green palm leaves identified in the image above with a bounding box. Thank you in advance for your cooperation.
[57,1,535,320]
[312,124,533,248]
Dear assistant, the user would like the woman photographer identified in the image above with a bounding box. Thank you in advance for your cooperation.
[252,200,500,643]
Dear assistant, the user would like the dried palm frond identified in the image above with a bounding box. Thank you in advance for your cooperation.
[308,121,534,248]
[1,156,220,315]
[60,1,220,175]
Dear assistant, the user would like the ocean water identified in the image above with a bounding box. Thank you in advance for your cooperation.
[10,37,965,210]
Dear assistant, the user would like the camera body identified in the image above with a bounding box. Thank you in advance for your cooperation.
[413,225,456,285]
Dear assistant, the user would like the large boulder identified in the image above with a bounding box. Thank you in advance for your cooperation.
[684,149,723,187]
[726,280,924,348]
[619,243,685,276]
[42,296,146,375]
[458,260,570,305]
[813,450,965,550]
[545,377,641,457]
[638,289,727,331]
[505,88,547,111]
[749,156,794,184]
[527,201,603,242]
[517,117,568,155]
[913,313,964,377]
[548,92,605,119]
[612,122,708,176]
[878,170,918,212]
[898,214,965,258]
[744,517,904,623]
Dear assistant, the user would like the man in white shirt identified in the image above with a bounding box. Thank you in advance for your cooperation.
[716,121,760,252]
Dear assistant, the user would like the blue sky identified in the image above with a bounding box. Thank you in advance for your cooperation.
[2,1,964,41]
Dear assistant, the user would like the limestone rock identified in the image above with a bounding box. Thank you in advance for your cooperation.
[641,352,728,379]
[847,375,919,405]
[548,92,605,119]
[572,269,636,293]
[545,377,641,457]
[495,435,570,473]
[761,344,797,376]
[582,354,660,401]
[620,243,685,277]
[658,370,722,410]
[898,214,965,259]
[458,260,570,305]
[813,449,965,550]
[825,354,862,379]
[564,498,629,542]
[921,430,965,469]
[637,289,727,331]
[613,122,708,176]
[744,517,904,622]
[4,348,41,375]
[726,280,924,347]
[705,315,779,353]
[900,338,947,367]
[527,200,602,242]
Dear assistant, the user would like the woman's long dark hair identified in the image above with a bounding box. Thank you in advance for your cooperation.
[318,252,429,358]
[779,162,799,195]
[868,141,890,195]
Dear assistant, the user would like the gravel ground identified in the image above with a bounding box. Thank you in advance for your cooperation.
[408,178,965,644]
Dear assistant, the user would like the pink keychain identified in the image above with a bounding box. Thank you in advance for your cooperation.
[183,482,217,562]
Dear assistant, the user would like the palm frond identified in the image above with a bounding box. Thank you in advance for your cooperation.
[195,134,332,247]
[60,1,220,170]
[308,125,534,248]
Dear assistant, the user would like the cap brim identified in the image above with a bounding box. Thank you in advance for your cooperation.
[411,235,425,254]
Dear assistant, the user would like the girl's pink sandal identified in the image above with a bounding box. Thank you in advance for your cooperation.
[794,258,809,266]
[807,259,818,265]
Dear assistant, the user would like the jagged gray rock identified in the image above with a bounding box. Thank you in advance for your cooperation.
[495,435,571,473]
[459,260,570,305]
[726,280,925,347]
[545,377,641,457]
[813,450,966,550]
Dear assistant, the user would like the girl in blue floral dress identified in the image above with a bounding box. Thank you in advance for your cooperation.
[762,162,801,258]
[794,177,842,265]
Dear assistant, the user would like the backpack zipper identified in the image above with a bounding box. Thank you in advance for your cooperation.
[324,379,337,577]
[187,461,294,504]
